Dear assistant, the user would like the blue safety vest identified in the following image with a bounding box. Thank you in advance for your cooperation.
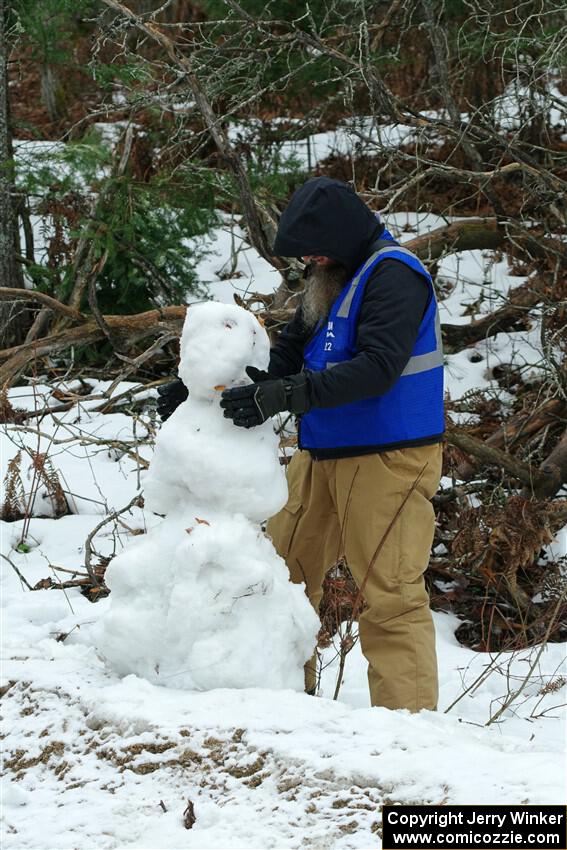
[299,232,444,452]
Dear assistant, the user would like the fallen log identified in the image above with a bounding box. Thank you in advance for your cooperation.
[0,305,187,385]
[527,423,567,500]
[445,419,548,492]
[407,217,504,261]
[456,397,566,480]
[441,274,549,350]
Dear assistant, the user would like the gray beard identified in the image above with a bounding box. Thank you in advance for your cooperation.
[301,263,351,331]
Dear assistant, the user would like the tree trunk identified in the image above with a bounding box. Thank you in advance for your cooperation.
[0,0,26,348]
[40,63,65,123]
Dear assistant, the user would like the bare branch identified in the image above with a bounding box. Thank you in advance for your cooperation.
[84,493,144,586]
[0,287,85,322]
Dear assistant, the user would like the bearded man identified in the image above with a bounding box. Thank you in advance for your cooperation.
[159,177,444,712]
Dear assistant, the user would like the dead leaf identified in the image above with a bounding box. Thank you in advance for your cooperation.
[195,517,210,526]
[214,385,226,391]
[183,799,196,829]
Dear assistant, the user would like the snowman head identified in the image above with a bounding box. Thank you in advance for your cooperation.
[178,301,270,401]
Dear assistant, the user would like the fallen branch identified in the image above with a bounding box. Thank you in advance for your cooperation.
[401,218,504,263]
[446,420,547,492]
[527,423,567,500]
[0,552,33,591]
[0,287,85,323]
[84,493,144,586]
[441,276,548,351]
[0,305,187,385]
[457,398,566,480]
[18,378,168,421]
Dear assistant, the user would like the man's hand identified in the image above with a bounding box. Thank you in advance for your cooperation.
[157,378,188,422]
[244,366,272,383]
[220,371,310,428]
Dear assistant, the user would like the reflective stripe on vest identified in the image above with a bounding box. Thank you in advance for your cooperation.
[334,244,443,376]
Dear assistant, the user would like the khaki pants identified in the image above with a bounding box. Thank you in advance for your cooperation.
[267,444,442,711]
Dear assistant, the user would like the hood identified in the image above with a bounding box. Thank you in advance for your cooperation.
[273,177,383,274]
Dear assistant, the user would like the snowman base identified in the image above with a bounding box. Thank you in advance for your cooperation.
[97,506,319,691]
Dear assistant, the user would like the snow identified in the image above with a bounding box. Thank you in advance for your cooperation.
[492,82,566,133]
[436,250,528,326]
[13,139,105,193]
[227,114,449,173]
[2,372,566,849]
[2,601,565,849]
[443,326,547,401]
[96,302,318,692]
[187,216,280,302]
[0,380,152,518]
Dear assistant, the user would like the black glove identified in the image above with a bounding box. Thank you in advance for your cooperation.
[245,366,272,383]
[220,372,310,429]
[156,378,188,422]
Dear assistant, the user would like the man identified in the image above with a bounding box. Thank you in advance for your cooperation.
[159,177,444,712]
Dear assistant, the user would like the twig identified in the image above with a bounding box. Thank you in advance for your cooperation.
[333,465,428,701]
[84,494,144,585]
[1,552,33,590]
[17,378,167,421]
[486,585,567,726]
[336,465,360,563]
[100,335,177,405]
[0,287,85,322]
[443,652,507,714]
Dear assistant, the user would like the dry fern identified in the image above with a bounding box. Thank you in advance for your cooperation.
[0,387,26,425]
[319,558,366,640]
[1,451,26,522]
[452,496,560,607]
[30,452,69,518]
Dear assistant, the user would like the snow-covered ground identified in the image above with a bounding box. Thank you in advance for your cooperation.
[2,615,564,850]
[2,473,566,850]
[2,393,566,848]
[2,221,566,850]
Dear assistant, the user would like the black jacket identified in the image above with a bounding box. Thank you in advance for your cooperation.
[270,178,437,457]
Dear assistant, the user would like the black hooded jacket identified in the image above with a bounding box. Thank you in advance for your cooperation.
[270,178,438,458]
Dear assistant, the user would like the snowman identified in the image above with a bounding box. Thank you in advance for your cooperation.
[96,301,319,691]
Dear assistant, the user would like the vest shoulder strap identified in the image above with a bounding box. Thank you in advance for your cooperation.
[367,236,398,253]
[336,241,429,320]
